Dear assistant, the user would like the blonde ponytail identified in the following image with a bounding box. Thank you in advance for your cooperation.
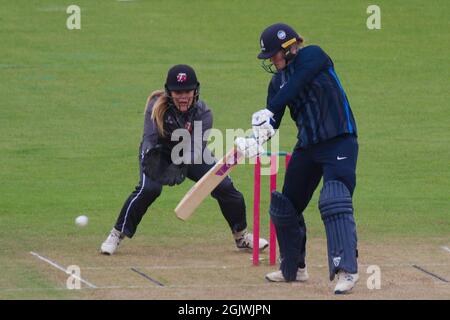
[145,90,169,137]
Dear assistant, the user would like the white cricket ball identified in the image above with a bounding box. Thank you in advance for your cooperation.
[75,215,89,227]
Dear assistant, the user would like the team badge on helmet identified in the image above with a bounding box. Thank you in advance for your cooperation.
[177,73,187,83]
[260,38,265,51]
[277,30,286,40]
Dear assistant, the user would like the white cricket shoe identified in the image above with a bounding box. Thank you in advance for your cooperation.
[234,229,268,250]
[100,228,125,255]
[265,266,309,282]
[334,271,359,294]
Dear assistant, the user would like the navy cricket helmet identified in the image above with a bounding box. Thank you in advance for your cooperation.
[165,64,200,91]
[257,23,303,60]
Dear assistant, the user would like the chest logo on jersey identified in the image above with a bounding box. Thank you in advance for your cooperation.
[184,121,192,132]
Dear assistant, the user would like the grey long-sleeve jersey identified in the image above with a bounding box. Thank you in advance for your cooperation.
[140,95,213,164]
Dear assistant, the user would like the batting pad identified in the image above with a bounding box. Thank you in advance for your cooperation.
[319,180,358,280]
[270,191,305,281]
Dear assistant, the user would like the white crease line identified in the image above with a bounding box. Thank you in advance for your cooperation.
[84,264,237,270]
[0,283,272,293]
[441,246,450,254]
[29,252,97,289]
[0,285,142,293]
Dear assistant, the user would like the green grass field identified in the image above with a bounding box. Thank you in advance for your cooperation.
[0,0,449,299]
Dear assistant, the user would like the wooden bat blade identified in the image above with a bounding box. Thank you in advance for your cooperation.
[175,147,243,221]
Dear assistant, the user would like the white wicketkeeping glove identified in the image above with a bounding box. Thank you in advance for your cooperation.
[252,109,275,144]
[234,136,265,158]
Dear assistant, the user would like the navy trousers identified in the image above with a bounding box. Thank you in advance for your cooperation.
[282,134,359,268]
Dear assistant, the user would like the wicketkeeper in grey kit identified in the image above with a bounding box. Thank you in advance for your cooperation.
[100,64,268,255]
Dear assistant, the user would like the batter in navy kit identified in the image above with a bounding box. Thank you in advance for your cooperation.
[101,64,268,255]
[235,23,359,294]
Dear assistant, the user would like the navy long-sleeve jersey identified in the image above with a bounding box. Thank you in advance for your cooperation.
[267,45,357,148]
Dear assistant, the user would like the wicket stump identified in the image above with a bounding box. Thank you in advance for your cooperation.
[253,151,292,266]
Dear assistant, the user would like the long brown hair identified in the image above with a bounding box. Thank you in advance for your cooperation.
[146,90,168,137]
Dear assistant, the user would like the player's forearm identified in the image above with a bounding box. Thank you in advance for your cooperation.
[141,111,160,154]
[267,69,314,113]
[141,130,159,157]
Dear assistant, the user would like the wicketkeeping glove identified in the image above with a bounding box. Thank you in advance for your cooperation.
[158,163,188,186]
[142,145,187,186]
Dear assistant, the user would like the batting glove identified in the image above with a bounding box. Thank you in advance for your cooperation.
[252,108,275,144]
[235,136,265,158]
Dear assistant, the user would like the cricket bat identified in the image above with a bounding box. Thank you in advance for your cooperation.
[175,147,244,220]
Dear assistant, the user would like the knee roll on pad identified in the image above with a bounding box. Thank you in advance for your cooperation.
[270,192,305,281]
[270,191,299,222]
[319,181,358,280]
[319,180,353,218]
